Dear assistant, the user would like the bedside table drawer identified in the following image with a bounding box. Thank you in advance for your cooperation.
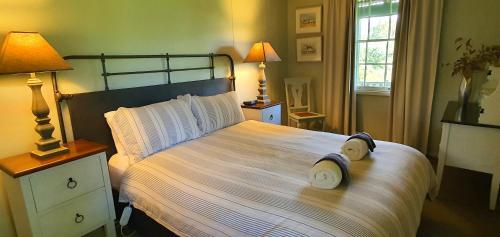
[39,187,109,237]
[262,104,281,125]
[29,153,105,212]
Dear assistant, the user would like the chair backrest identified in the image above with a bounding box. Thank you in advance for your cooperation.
[284,77,312,115]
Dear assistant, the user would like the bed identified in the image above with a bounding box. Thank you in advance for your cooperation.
[113,120,436,237]
[55,53,436,237]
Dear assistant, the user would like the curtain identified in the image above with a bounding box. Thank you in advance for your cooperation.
[322,0,356,135]
[389,0,444,153]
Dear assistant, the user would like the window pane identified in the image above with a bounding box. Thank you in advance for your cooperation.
[369,16,390,40]
[358,42,367,63]
[390,15,398,39]
[387,40,395,63]
[359,18,369,40]
[357,64,366,87]
[366,41,387,64]
[385,65,393,87]
[365,65,386,84]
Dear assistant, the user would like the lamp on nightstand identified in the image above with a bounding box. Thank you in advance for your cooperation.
[244,41,281,104]
[0,31,72,158]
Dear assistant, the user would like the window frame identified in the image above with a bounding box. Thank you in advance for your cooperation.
[354,1,399,93]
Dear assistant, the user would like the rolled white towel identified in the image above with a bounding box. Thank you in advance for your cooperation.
[309,160,343,189]
[341,138,369,161]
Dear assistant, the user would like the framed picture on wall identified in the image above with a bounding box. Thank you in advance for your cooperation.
[297,37,322,62]
[296,6,322,34]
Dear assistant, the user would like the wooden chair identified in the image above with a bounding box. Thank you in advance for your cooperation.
[284,78,326,130]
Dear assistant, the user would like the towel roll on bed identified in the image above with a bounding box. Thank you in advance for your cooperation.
[309,160,343,189]
[309,153,350,189]
[341,138,370,161]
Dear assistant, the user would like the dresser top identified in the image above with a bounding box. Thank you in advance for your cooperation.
[442,101,500,129]
[241,101,281,109]
[0,140,107,178]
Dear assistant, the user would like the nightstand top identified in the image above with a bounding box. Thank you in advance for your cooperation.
[0,140,107,178]
[442,101,500,129]
[241,101,281,110]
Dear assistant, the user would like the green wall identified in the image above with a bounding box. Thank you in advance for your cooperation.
[287,0,500,148]
[287,0,391,140]
[428,0,500,156]
[287,0,324,113]
[2,0,499,235]
[0,0,287,236]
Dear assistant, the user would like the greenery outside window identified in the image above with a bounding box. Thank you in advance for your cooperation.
[355,0,399,92]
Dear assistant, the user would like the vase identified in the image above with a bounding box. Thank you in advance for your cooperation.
[458,75,472,107]
[455,75,472,120]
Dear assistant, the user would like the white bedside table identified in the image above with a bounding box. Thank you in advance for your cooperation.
[437,102,500,210]
[0,140,116,237]
[241,101,282,125]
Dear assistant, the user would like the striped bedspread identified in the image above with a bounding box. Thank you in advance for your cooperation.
[119,120,436,237]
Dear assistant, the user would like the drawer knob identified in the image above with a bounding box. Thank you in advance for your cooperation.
[74,213,85,223]
[269,114,274,120]
[67,178,78,189]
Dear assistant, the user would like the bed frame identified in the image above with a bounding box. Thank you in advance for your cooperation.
[52,53,236,236]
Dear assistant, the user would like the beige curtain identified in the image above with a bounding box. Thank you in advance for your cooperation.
[322,0,356,135]
[389,0,444,153]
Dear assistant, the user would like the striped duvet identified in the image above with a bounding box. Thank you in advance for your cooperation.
[119,120,436,237]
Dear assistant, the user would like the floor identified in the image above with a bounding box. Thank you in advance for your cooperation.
[88,163,500,237]
[417,164,500,237]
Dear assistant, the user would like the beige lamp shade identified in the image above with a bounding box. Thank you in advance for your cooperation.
[0,31,72,75]
[244,41,281,63]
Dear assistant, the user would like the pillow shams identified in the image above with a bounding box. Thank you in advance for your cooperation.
[104,111,126,155]
[107,99,200,163]
[181,91,245,134]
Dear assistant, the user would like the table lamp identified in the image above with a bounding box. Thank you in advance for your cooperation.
[0,31,72,158]
[244,41,281,104]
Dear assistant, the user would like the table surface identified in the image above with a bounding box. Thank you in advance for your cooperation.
[241,101,281,109]
[0,140,107,178]
[441,101,500,129]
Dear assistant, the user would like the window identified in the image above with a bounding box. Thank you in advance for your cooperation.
[355,0,399,91]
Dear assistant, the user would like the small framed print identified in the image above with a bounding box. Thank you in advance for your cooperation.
[297,37,322,62]
[296,6,322,34]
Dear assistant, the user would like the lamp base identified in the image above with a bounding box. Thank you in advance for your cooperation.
[256,62,271,104]
[31,146,68,158]
[27,73,69,159]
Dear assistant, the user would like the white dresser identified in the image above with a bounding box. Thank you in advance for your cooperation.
[241,101,282,125]
[437,102,500,210]
[0,140,116,237]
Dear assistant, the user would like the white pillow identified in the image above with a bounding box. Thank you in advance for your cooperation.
[104,111,126,155]
[179,91,245,134]
[106,98,201,163]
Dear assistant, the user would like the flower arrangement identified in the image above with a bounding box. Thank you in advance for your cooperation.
[447,38,500,78]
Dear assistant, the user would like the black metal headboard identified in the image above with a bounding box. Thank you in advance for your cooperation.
[52,53,235,157]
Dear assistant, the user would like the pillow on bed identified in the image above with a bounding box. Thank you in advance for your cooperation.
[106,99,201,163]
[104,111,127,155]
[179,91,245,134]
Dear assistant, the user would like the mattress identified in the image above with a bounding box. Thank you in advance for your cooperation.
[108,154,130,190]
[118,120,436,237]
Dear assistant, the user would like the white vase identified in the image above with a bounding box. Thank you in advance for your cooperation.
[458,75,472,108]
[455,75,472,121]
